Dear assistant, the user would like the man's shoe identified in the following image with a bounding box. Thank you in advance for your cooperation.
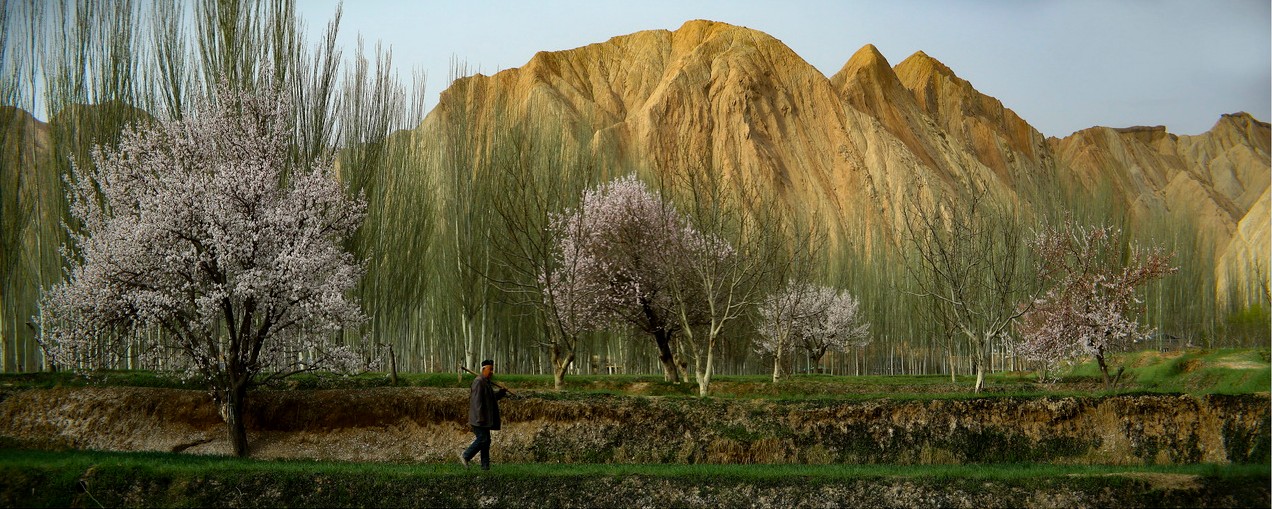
[458,453,470,469]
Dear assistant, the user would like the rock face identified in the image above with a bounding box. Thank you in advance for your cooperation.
[415,19,1270,303]
[1052,113,1272,299]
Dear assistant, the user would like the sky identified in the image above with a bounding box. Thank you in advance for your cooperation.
[295,0,1270,138]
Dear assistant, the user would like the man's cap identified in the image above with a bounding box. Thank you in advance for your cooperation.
[481,359,494,367]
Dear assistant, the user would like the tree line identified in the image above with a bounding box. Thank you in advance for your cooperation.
[3,0,1267,388]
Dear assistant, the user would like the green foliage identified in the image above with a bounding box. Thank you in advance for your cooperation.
[1061,348,1271,394]
[1222,301,1272,346]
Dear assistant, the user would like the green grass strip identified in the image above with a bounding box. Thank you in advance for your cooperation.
[2,447,1267,479]
[3,448,1267,508]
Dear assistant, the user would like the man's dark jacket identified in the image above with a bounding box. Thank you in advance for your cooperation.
[469,375,507,430]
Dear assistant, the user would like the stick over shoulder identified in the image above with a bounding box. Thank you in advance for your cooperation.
[459,365,516,396]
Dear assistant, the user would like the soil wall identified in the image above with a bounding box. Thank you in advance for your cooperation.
[0,387,1266,465]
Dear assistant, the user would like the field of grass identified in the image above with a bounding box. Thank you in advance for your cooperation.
[3,446,1265,481]
[3,347,1266,400]
[1065,348,1271,393]
[1,447,1267,508]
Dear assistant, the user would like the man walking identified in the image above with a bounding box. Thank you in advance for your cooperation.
[460,359,507,470]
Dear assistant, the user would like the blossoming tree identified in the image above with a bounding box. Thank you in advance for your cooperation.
[797,285,871,370]
[538,203,609,388]
[544,175,701,382]
[756,282,871,381]
[38,83,368,457]
[1018,222,1177,388]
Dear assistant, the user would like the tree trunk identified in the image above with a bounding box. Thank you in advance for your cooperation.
[693,331,716,397]
[971,342,987,393]
[654,332,679,383]
[462,314,475,372]
[813,347,828,374]
[696,347,713,398]
[220,383,250,457]
[388,343,398,386]
[552,348,574,391]
[772,347,785,383]
[1096,352,1112,389]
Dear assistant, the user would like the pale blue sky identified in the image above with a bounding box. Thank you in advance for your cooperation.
[295,0,1270,137]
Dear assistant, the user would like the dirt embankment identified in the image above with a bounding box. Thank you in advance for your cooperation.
[0,387,1267,465]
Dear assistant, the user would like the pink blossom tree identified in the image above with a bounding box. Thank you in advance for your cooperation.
[538,204,609,388]
[1018,222,1177,388]
[756,282,870,381]
[37,82,368,457]
[544,175,701,382]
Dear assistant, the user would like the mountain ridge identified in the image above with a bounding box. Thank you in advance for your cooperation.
[415,19,1269,302]
[6,20,1268,306]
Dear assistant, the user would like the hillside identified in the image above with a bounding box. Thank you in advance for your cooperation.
[411,19,1269,302]
[3,19,1268,375]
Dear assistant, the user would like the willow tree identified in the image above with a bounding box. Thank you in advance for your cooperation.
[426,61,503,371]
[39,83,369,457]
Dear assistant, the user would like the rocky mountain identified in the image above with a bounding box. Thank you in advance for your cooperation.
[4,20,1266,325]
[1053,114,1270,297]
[415,19,1269,303]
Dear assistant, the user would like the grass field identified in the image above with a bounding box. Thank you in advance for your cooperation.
[2,347,1266,399]
[1,447,1267,508]
[3,446,1266,480]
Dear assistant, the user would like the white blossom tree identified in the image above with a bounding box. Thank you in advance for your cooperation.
[756,282,870,381]
[38,82,368,457]
[1018,221,1177,388]
[544,175,702,382]
[797,285,871,370]
[755,282,815,382]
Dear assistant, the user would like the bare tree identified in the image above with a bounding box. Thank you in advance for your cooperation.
[901,187,1038,393]
[656,164,783,396]
[483,112,597,389]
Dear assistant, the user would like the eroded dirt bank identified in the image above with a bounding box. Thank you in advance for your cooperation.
[0,387,1266,465]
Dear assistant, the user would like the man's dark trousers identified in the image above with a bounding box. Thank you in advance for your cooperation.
[463,426,492,469]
